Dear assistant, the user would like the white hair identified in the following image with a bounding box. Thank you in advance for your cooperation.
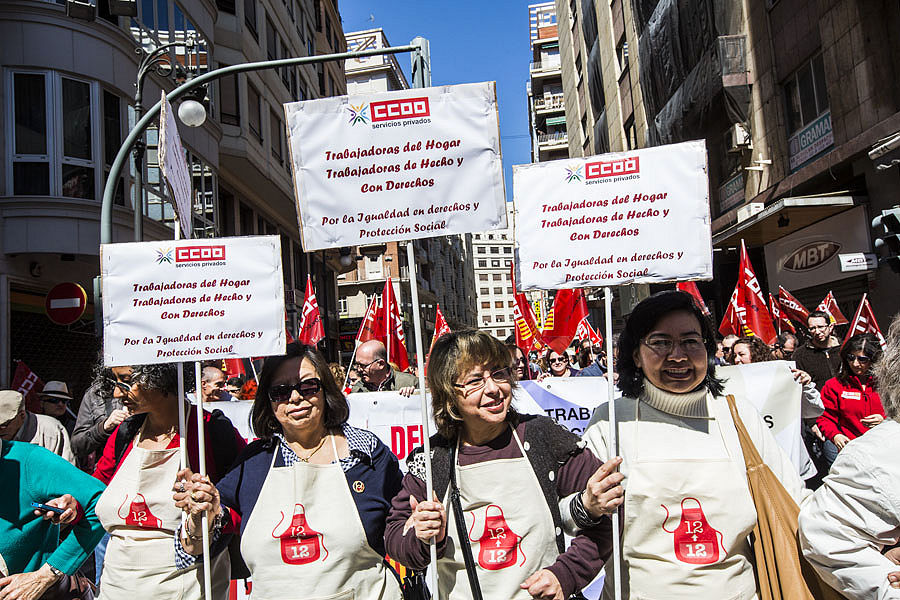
[874,313,900,422]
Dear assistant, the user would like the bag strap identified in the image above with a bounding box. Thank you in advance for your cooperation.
[448,443,484,600]
[725,394,765,471]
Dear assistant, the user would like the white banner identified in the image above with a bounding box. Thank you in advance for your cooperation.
[101,236,286,366]
[513,140,712,290]
[158,92,193,240]
[285,82,507,251]
[345,361,807,475]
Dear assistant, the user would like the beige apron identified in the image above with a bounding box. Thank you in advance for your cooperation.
[603,396,758,600]
[239,435,401,600]
[439,426,560,600]
[95,426,230,600]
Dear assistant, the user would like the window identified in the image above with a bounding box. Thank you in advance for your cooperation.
[102,90,125,205]
[491,259,500,267]
[248,84,262,140]
[616,39,629,73]
[489,247,500,254]
[12,73,49,195]
[188,151,218,237]
[266,16,277,60]
[483,315,492,323]
[270,110,283,162]
[507,287,514,294]
[217,0,235,14]
[493,287,502,294]
[488,234,494,240]
[492,274,502,281]
[496,315,505,323]
[477,246,486,254]
[494,301,503,308]
[338,297,347,314]
[505,259,512,267]
[784,53,829,134]
[508,300,515,307]
[503,247,512,254]
[481,301,490,309]
[479,274,489,281]
[480,287,489,294]
[219,68,239,126]
[478,260,487,267]
[245,0,258,37]
[313,0,321,30]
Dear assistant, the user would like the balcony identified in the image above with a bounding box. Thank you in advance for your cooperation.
[538,131,568,146]
[529,61,561,77]
[533,93,565,113]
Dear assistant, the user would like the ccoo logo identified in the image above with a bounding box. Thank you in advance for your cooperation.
[175,245,226,263]
[585,156,640,179]
[370,97,430,122]
[782,241,841,272]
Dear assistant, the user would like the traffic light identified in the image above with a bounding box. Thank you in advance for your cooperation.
[872,206,900,273]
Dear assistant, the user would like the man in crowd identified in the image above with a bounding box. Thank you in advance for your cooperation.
[72,373,126,472]
[721,334,739,364]
[225,376,245,400]
[201,366,232,402]
[773,331,799,360]
[38,381,77,435]
[350,340,416,395]
[0,390,74,463]
[792,311,842,390]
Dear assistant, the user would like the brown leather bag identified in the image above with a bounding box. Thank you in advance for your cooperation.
[725,395,845,600]
[40,574,96,600]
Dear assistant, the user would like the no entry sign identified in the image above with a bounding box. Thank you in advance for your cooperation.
[45,282,88,325]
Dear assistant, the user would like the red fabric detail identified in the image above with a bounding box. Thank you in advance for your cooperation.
[817,375,885,441]
[816,291,849,325]
[429,304,452,352]
[842,294,886,349]
[676,281,711,316]
[777,286,810,324]
[542,290,589,354]
[223,359,246,378]
[356,294,384,344]
[511,264,543,351]
[297,275,325,345]
[382,278,409,371]
[720,241,776,343]
[769,292,796,334]
[11,361,45,413]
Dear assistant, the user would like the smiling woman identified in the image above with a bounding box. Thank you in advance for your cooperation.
[581,290,810,599]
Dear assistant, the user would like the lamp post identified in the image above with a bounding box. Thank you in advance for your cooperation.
[131,37,207,242]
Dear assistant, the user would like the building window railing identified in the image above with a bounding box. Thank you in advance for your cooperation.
[533,93,565,111]
[530,61,561,73]
[538,131,568,144]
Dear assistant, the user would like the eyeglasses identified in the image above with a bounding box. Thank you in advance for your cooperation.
[453,367,513,395]
[40,397,69,404]
[268,378,323,402]
[848,355,871,364]
[353,358,383,371]
[549,356,568,364]
[105,377,134,394]
[642,336,707,356]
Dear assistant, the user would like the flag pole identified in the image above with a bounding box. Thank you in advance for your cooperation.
[604,286,622,600]
[386,281,392,368]
[405,240,439,592]
[193,362,213,600]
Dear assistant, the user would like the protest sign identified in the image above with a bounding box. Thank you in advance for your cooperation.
[158,93,193,239]
[345,361,808,476]
[101,236,286,366]
[513,140,712,290]
[285,82,506,251]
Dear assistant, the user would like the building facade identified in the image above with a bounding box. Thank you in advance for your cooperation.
[528,2,570,163]
[0,0,351,397]
[556,0,900,328]
[472,202,517,341]
[338,28,477,364]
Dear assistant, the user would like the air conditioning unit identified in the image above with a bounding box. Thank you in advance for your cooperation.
[726,123,752,153]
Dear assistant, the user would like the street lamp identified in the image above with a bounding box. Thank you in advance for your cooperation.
[132,36,206,241]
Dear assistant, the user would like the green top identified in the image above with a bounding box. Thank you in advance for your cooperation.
[0,440,106,575]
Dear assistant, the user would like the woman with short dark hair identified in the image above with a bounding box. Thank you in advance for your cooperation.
[175,343,403,600]
[385,330,615,599]
[815,333,885,458]
[731,336,774,364]
[581,290,808,598]
[92,362,245,600]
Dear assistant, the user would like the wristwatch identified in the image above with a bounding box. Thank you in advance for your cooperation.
[47,564,64,581]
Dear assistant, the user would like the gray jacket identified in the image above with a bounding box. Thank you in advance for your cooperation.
[350,368,417,393]
[71,381,121,470]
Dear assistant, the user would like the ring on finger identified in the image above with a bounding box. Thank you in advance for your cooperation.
[190,491,202,501]
[178,481,186,493]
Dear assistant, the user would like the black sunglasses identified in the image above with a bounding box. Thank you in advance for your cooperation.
[40,397,69,404]
[268,378,323,402]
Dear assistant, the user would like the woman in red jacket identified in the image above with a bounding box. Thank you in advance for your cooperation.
[817,333,885,462]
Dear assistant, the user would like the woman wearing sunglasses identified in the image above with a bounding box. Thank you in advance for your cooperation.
[174,343,404,600]
[91,363,245,600]
[816,333,885,461]
[541,349,578,378]
[385,330,615,599]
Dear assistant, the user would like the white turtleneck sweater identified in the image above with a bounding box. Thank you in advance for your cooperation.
[581,380,809,599]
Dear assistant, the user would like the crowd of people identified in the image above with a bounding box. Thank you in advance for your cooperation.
[1,289,898,599]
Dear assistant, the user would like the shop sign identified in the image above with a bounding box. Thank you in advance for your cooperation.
[788,111,833,172]
[718,173,744,214]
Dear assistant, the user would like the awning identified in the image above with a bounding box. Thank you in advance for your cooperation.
[545,115,567,125]
[712,196,860,247]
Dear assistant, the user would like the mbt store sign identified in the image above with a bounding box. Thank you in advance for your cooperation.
[764,205,872,291]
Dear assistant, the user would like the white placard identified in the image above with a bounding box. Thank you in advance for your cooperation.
[285,82,507,251]
[513,140,712,290]
[158,92,193,240]
[101,236,286,366]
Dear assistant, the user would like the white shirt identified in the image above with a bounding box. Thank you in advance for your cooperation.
[799,419,900,600]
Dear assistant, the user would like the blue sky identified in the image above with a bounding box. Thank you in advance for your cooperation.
[340,1,536,202]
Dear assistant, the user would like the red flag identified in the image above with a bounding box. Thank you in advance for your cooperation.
[382,278,409,371]
[676,281,711,316]
[356,294,384,344]
[542,289,589,354]
[510,264,543,351]
[429,304,452,352]
[11,361,44,413]
[576,317,603,346]
[297,276,325,345]
[223,358,246,378]
[816,291,849,326]
[843,294,886,349]
[285,326,295,344]
[769,292,795,334]
[721,241,777,343]
[778,286,810,324]
[719,286,743,337]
